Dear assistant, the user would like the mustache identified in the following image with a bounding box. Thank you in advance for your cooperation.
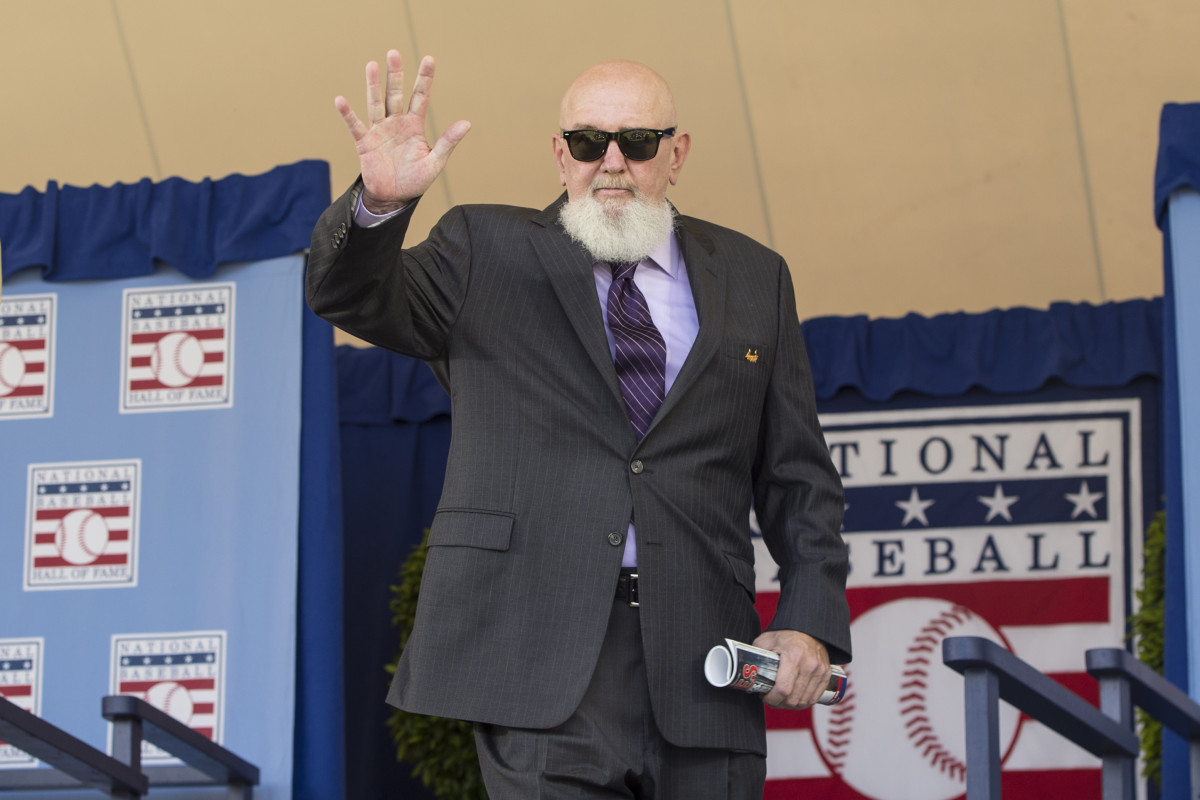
[590,176,638,194]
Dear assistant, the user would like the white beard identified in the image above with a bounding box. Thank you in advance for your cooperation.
[559,180,676,264]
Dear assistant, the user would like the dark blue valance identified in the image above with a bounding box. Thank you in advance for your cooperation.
[0,160,330,281]
[1155,103,1200,226]
[801,298,1162,402]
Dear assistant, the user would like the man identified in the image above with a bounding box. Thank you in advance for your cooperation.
[307,52,851,799]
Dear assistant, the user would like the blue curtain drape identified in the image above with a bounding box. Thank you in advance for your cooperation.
[336,347,450,800]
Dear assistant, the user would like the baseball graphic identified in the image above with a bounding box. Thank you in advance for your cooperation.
[149,331,204,388]
[0,341,26,396]
[811,598,1021,800]
[54,509,110,566]
[146,681,195,725]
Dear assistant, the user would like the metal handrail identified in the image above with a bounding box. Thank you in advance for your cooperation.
[0,695,148,797]
[942,635,1139,799]
[1086,647,1200,795]
[0,694,259,798]
[102,695,259,798]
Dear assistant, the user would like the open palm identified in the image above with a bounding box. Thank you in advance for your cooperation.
[335,51,470,213]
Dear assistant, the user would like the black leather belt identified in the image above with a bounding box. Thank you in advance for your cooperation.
[616,568,639,607]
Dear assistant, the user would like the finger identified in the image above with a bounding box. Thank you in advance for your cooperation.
[430,119,472,162]
[334,96,368,141]
[365,59,384,125]
[762,663,795,708]
[408,55,436,117]
[384,49,405,117]
[794,662,829,707]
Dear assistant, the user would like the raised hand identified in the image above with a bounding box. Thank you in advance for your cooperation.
[334,51,471,214]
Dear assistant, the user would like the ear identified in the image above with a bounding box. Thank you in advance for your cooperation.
[667,130,691,186]
[552,134,568,186]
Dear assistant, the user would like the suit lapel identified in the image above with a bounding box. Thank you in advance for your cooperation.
[653,216,725,426]
[530,197,627,410]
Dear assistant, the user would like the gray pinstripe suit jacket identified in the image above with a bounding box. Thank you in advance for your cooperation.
[306,181,851,755]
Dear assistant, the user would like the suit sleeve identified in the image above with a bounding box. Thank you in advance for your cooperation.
[752,258,852,665]
[305,179,470,359]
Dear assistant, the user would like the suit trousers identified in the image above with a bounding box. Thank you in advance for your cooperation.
[473,599,767,799]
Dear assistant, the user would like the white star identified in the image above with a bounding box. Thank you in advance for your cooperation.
[175,308,183,315]
[896,487,935,527]
[1066,481,1105,519]
[978,484,1019,522]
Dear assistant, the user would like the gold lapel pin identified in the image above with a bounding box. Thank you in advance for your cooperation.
[744,348,759,363]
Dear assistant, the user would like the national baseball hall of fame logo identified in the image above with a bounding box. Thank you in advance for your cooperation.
[0,638,43,769]
[24,460,141,590]
[0,293,55,420]
[110,631,226,763]
[120,283,234,413]
[754,398,1144,800]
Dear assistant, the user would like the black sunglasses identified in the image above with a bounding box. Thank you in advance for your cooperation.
[561,128,676,162]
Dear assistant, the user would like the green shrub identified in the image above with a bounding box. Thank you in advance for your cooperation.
[1128,510,1165,789]
[386,531,488,800]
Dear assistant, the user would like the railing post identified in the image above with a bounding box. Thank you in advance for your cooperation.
[962,666,1002,800]
[228,781,254,799]
[1087,648,1200,798]
[1190,738,1200,799]
[109,713,143,800]
[1095,671,1136,800]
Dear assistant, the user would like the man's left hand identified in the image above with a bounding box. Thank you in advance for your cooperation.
[752,629,830,710]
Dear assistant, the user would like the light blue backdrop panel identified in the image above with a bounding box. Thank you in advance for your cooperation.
[1167,189,1200,699]
[1,255,303,799]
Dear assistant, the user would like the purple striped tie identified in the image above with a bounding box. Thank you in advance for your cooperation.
[607,261,666,440]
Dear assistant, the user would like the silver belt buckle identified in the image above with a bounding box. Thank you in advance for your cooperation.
[627,572,639,607]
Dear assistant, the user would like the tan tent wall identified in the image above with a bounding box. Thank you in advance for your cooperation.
[3,1,1196,343]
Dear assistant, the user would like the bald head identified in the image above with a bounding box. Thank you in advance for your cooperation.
[551,59,691,210]
[559,60,677,132]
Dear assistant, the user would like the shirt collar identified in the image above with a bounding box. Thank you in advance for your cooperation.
[645,231,683,279]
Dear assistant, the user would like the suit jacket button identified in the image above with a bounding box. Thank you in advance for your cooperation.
[607,531,623,546]
[338,222,347,235]
[630,460,644,474]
